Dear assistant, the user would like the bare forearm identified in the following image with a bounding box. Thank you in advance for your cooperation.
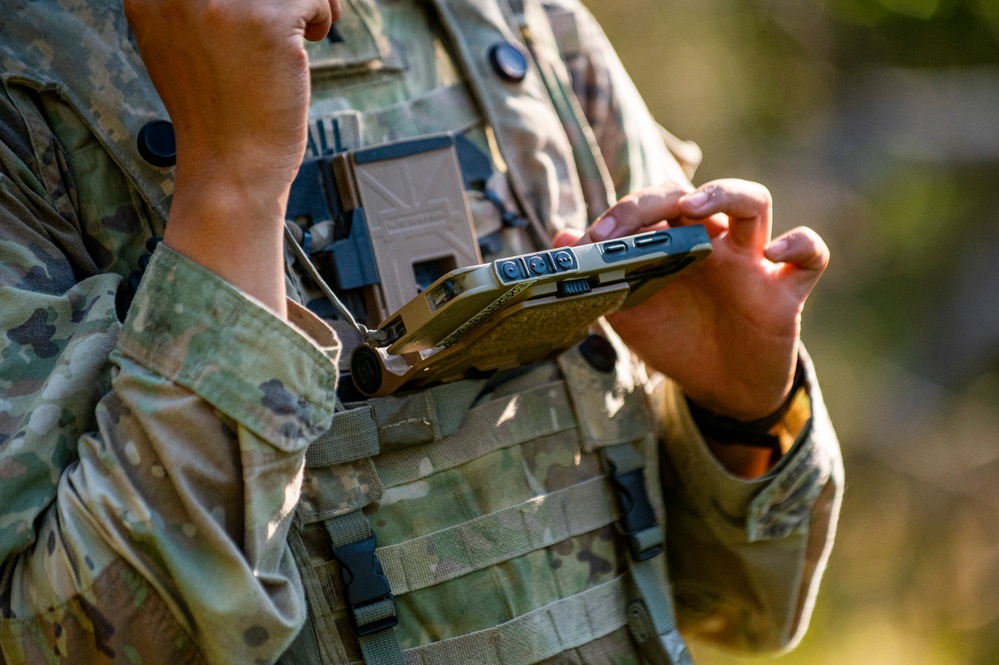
[125,0,341,320]
[164,171,290,318]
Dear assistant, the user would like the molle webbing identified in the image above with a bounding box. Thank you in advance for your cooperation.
[299,351,689,665]
[307,407,381,467]
[374,381,577,489]
[315,475,620,607]
[306,378,485,468]
[349,576,632,665]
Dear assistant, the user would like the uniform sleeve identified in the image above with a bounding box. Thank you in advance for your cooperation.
[657,349,843,652]
[0,87,340,665]
[543,1,845,654]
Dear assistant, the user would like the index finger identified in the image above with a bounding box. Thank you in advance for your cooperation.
[582,181,693,244]
[303,0,341,41]
[679,179,773,251]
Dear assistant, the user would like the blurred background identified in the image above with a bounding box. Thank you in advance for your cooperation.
[582,0,999,663]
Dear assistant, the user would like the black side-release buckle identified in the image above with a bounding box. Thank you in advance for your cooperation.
[332,532,399,636]
[608,466,665,562]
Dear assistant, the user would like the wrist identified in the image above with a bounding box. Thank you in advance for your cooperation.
[686,359,810,478]
[165,173,290,318]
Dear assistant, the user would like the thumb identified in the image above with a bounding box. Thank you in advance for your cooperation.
[552,228,584,248]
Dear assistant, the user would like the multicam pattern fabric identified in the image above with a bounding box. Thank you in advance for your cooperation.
[0,0,843,663]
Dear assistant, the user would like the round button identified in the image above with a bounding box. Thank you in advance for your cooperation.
[350,346,384,396]
[528,256,548,275]
[554,251,574,270]
[489,41,529,83]
[501,261,522,280]
[578,334,617,373]
[137,120,176,167]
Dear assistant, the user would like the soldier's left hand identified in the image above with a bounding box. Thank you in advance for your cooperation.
[553,179,828,421]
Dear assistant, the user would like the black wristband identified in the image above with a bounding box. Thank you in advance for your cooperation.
[685,360,807,451]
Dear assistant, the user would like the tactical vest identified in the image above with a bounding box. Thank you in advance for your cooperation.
[1,1,691,662]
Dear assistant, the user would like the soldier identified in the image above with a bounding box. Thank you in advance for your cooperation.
[0,0,842,663]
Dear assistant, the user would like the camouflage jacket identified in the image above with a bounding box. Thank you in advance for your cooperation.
[0,0,843,663]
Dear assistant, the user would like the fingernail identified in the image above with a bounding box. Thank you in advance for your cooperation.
[591,215,617,240]
[766,239,788,257]
[683,191,710,208]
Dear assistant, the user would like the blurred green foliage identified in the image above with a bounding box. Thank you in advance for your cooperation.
[584,0,999,663]
[829,0,999,67]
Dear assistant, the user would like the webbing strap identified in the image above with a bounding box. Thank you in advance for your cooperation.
[381,475,617,594]
[427,379,486,439]
[317,475,619,608]
[307,407,380,467]
[326,511,372,546]
[348,575,630,665]
[326,512,405,665]
[308,379,485,468]
[359,627,406,665]
[602,443,644,474]
[631,559,693,665]
[375,380,576,488]
[601,445,692,665]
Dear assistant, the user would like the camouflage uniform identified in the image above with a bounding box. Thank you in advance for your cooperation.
[0,0,843,664]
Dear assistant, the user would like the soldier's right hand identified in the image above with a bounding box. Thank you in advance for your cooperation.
[123,0,340,317]
[125,0,339,196]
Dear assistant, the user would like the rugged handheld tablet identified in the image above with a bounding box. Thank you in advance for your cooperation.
[350,224,712,396]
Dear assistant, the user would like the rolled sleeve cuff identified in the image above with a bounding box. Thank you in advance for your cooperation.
[115,244,341,452]
[661,348,841,544]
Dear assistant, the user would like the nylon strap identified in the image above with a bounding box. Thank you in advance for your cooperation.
[316,475,619,608]
[375,380,576,488]
[601,444,692,665]
[308,378,485,468]
[359,627,407,665]
[348,575,631,665]
[307,406,381,467]
[631,558,693,665]
[427,379,486,439]
[326,512,405,665]
[326,511,372,546]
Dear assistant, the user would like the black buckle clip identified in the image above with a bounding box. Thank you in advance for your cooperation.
[332,532,398,636]
[608,465,665,562]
